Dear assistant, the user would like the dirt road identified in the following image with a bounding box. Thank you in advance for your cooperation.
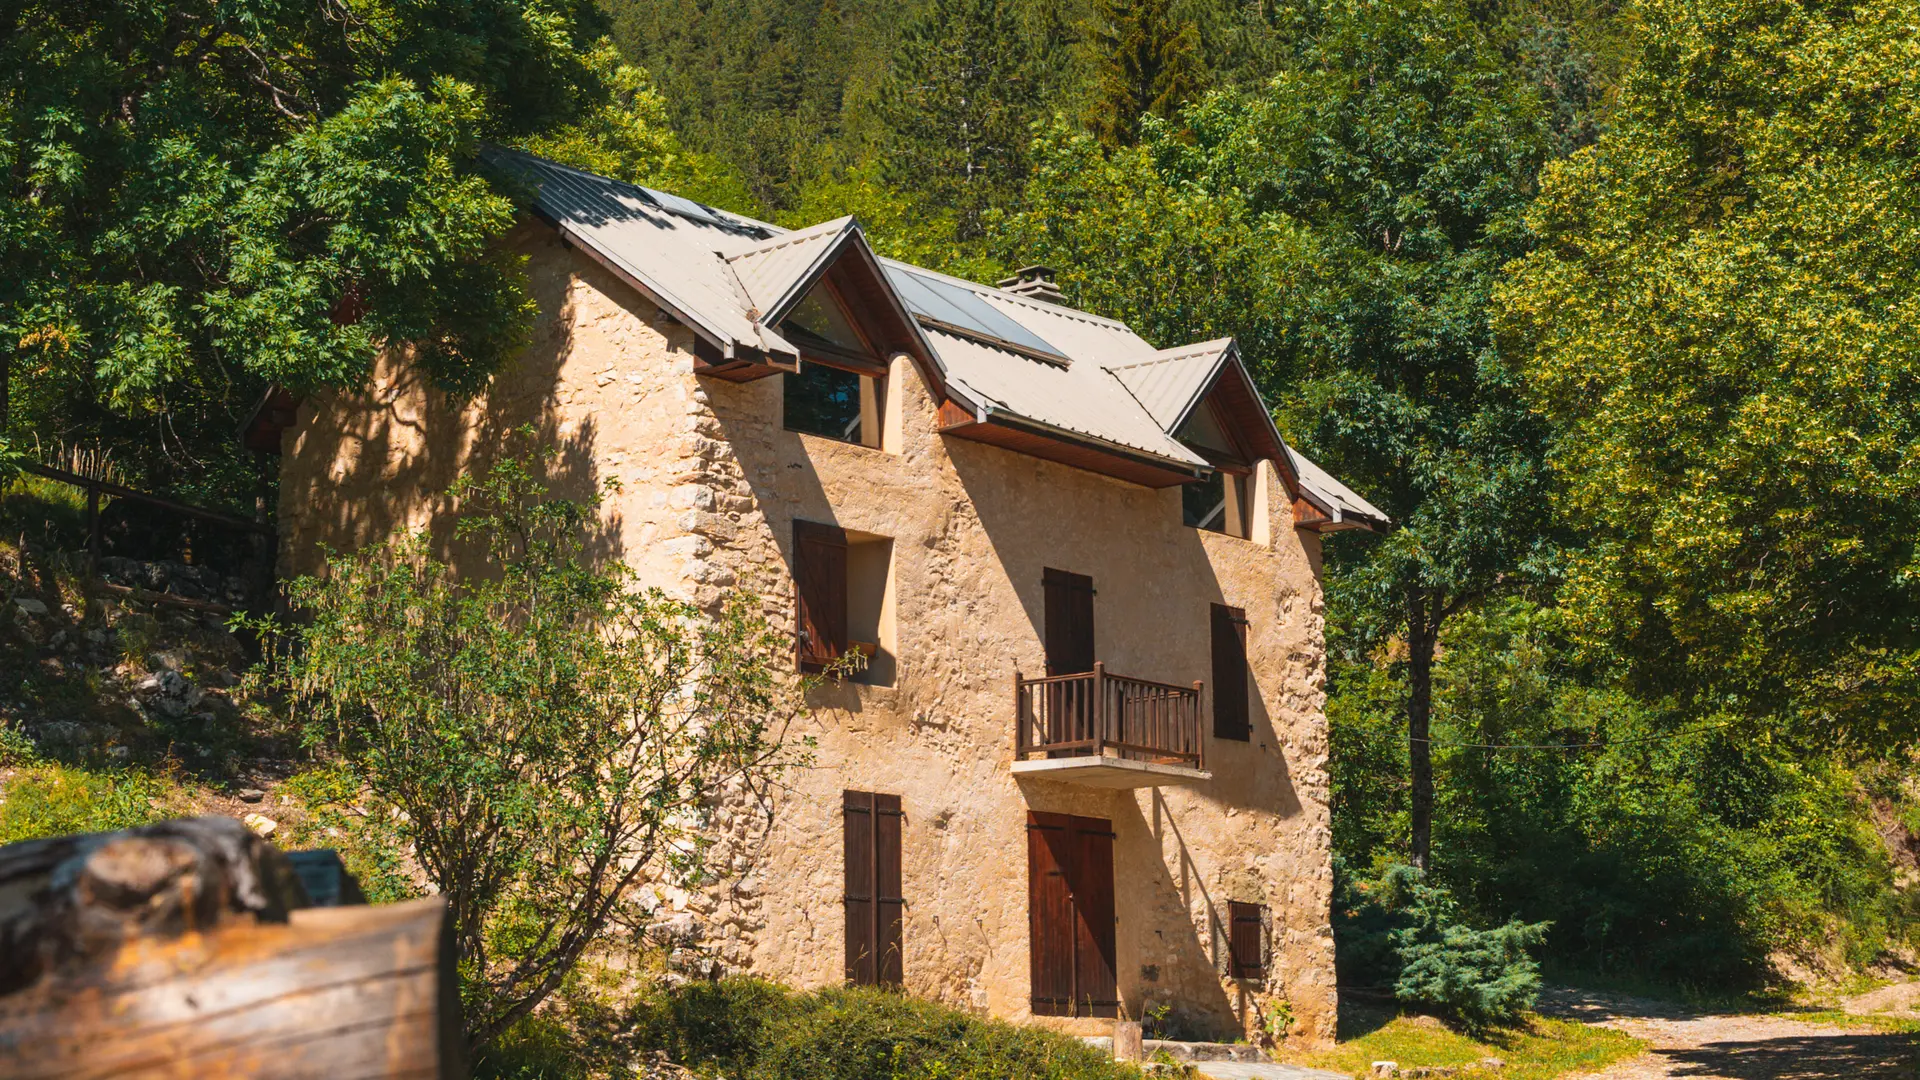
[1542,988,1915,1079]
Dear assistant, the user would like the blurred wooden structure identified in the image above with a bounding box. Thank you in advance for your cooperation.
[0,817,463,1079]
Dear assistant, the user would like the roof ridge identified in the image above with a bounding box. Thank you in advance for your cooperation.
[723,217,848,262]
[1105,344,1228,372]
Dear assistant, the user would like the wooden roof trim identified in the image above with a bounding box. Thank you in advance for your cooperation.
[940,403,1206,488]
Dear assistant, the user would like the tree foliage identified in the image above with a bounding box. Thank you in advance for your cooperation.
[1497,0,1920,748]
[265,451,801,1050]
[1009,0,1565,867]
[0,0,630,505]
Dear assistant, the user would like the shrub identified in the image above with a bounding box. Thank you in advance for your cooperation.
[258,447,809,1052]
[1336,862,1548,1025]
[629,980,1137,1080]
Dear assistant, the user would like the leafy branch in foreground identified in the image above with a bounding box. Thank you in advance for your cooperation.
[254,451,804,1051]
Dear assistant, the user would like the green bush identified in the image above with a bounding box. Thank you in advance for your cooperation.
[1335,862,1548,1025]
[629,980,1138,1080]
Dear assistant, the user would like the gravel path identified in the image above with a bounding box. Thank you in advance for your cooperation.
[1541,987,1915,1080]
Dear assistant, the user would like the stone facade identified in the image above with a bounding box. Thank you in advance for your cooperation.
[278,220,1339,1046]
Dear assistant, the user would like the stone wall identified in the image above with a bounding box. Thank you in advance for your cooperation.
[278,221,1338,1046]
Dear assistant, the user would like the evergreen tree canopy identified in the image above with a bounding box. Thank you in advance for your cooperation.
[872,0,1074,242]
[1497,0,1920,747]
[1086,0,1205,145]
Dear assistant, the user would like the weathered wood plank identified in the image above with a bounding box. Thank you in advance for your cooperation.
[0,818,464,1079]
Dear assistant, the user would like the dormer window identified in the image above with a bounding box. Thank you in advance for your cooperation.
[781,280,886,449]
[1177,405,1253,539]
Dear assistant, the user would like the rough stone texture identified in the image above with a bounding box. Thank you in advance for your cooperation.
[278,221,1339,1045]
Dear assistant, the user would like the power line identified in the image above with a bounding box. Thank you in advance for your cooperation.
[1409,721,1739,751]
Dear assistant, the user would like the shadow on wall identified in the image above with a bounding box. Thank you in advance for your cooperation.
[284,223,623,576]
[1108,790,1239,1039]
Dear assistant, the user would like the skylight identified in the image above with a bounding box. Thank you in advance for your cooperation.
[883,266,1070,365]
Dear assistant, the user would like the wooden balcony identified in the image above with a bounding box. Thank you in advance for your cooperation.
[1012,663,1210,788]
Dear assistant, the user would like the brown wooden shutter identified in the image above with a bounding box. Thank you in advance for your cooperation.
[843,791,876,985]
[843,790,904,986]
[1067,816,1118,1018]
[1027,812,1075,1015]
[1027,812,1116,1018]
[1043,568,1096,676]
[795,520,848,672]
[874,793,904,986]
[1228,901,1265,979]
[1211,603,1250,740]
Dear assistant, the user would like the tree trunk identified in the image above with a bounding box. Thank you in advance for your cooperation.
[1406,593,1437,872]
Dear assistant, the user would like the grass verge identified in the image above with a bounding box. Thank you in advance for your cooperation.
[1280,1004,1643,1080]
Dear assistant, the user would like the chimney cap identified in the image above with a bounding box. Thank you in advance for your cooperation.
[997,265,1064,305]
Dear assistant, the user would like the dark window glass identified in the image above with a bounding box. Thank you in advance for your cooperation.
[1183,471,1228,531]
[784,365,865,442]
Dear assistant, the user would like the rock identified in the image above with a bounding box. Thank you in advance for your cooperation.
[237,788,266,804]
[14,597,48,617]
[1480,1058,1506,1070]
[146,651,182,673]
[242,813,278,838]
[1371,1063,1398,1078]
[48,631,67,650]
[646,912,701,946]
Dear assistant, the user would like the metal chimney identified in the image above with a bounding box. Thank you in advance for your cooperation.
[998,265,1064,306]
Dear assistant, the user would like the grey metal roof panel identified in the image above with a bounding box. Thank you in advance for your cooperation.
[923,329,1205,467]
[1288,445,1391,526]
[722,217,854,320]
[484,148,785,355]
[1105,340,1234,430]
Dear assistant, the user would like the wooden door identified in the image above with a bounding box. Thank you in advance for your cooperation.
[1067,816,1117,1016]
[1042,568,1096,676]
[1027,812,1117,1018]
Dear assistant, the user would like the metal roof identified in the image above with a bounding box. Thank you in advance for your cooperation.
[484,146,1383,524]
[1287,446,1391,528]
[1108,340,1235,430]
[723,217,855,322]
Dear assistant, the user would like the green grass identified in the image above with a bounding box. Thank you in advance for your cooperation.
[1282,1006,1643,1080]
[0,759,180,845]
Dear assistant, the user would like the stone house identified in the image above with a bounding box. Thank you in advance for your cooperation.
[269,150,1387,1046]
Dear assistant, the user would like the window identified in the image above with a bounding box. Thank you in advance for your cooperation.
[1228,901,1266,980]
[844,790,903,986]
[1211,604,1249,740]
[1027,812,1117,1017]
[793,519,896,684]
[781,282,886,448]
[1184,469,1250,537]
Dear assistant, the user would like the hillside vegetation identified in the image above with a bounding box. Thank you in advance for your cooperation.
[3,0,1919,1017]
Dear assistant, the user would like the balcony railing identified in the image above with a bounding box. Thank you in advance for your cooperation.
[1014,663,1204,770]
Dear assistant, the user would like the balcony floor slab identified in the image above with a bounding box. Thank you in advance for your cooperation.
[1011,756,1211,789]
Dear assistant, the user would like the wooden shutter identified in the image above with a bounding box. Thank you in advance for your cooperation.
[1043,568,1096,676]
[795,520,848,672]
[875,793,904,986]
[1228,901,1265,979]
[1067,816,1118,1017]
[843,790,904,986]
[1027,812,1116,1018]
[1211,603,1250,740]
